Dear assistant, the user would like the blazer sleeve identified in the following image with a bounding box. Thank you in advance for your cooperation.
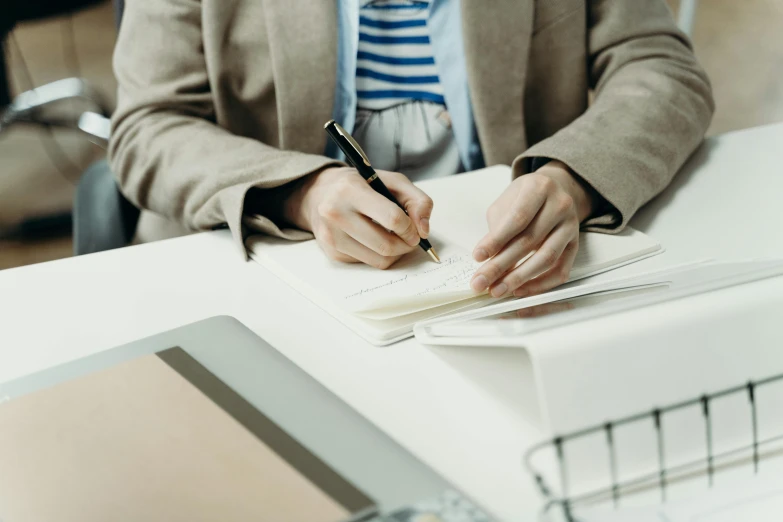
[512,0,715,232]
[108,0,338,257]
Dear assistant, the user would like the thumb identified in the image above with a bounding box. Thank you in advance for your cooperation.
[381,171,434,239]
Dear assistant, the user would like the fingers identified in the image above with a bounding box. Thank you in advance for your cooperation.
[315,228,359,264]
[470,195,563,292]
[473,176,550,262]
[380,171,434,239]
[308,168,429,269]
[316,226,402,270]
[337,234,403,270]
[317,173,422,248]
[490,224,576,297]
[513,240,579,297]
[353,190,421,247]
[343,215,417,258]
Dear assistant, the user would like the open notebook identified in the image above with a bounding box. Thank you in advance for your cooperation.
[247,166,662,345]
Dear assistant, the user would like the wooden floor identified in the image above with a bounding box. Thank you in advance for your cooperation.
[2,0,783,271]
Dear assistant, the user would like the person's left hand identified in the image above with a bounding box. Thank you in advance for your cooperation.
[470,161,597,298]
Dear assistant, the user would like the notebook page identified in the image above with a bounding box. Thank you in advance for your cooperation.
[346,248,483,318]
[570,228,662,280]
[250,237,484,319]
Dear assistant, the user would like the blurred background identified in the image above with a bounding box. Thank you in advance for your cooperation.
[1,0,782,270]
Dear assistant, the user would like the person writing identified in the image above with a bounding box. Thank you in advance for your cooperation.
[109,0,713,298]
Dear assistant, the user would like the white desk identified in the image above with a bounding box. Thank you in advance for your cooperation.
[1,123,782,521]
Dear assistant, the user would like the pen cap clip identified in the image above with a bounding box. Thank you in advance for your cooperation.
[333,121,371,167]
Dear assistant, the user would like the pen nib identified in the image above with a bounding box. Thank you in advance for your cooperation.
[427,248,441,263]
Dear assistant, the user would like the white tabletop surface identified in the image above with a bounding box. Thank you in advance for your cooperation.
[1,123,782,521]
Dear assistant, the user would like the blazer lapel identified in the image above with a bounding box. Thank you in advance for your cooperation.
[263,0,338,154]
[461,0,534,166]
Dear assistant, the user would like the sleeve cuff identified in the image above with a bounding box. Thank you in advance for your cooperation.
[242,214,314,241]
[219,156,343,260]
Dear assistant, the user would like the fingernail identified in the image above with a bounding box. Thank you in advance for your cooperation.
[474,248,489,262]
[420,217,430,237]
[471,275,488,292]
[514,288,528,298]
[491,283,508,298]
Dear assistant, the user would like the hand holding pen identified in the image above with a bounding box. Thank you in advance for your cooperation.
[324,120,440,263]
[272,122,436,269]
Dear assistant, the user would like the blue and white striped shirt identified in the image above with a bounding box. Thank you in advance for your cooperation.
[356,0,446,110]
[330,0,486,171]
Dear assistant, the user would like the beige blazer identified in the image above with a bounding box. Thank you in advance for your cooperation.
[109,0,714,256]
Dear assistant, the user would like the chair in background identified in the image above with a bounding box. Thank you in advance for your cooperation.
[0,1,111,140]
[1,0,135,255]
[1,0,112,243]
